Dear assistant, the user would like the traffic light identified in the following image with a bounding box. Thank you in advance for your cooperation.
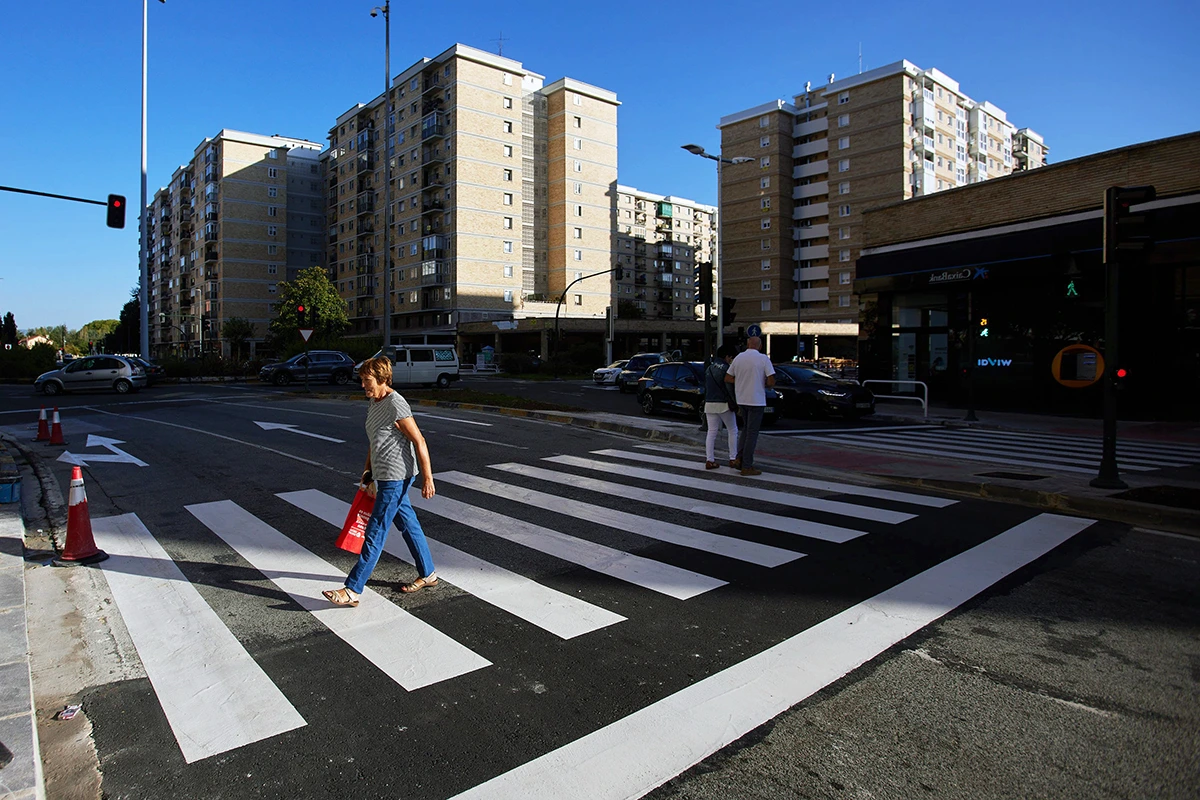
[1114,366,1129,390]
[296,304,307,327]
[613,268,625,280]
[693,262,713,306]
[978,317,989,338]
[722,296,737,328]
[106,194,126,229]
[309,305,320,329]
[1104,185,1155,259]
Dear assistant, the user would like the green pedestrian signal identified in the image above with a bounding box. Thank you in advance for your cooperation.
[1066,280,1079,298]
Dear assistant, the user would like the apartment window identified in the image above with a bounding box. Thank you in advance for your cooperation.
[267,283,277,294]
[503,169,513,182]
[268,167,278,178]
[503,192,513,205]
[573,182,582,195]
[573,138,582,150]
[840,271,851,284]
[575,205,583,217]
[839,181,850,195]
[761,239,771,250]
[838,136,850,150]
[268,264,277,275]
[761,197,771,210]
[761,300,771,311]
[573,294,582,305]
[503,265,513,277]
[838,295,851,307]
[761,259,770,270]
[267,149,278,159]
[573,116,582,128]
[759,116,770,128]
[834,159,849,174]
[499,240,513,254]
[573,94,582,106]
[503,73,512,86]
[837,114,849,128]
[839,249,850,262]
[839,205,851,217]
[504,289,513,302]
[760,156,770,168]
[761,218,771,229]
[839,227,850,240]
[573,227,582,239]
[760,177,770,189]
[267,225,277,236]
[503,145,513,158]
[760,136,770,147]
[503,96,513,109]
[838,91,850,104]
[268,244,278,255]
[761,280,771,291]
[574,160,582,173]
[503,121,513,133]
[268,206,277,217]
[503,216,513,229]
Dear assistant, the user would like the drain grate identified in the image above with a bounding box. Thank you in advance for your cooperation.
[975,471,1049,481]
[1112,485,1200,511]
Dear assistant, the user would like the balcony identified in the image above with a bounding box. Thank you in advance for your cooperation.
[792,139,828,159]
[355,199,375,216]
[356,154,375,173]
[422,199,445,213]
[793,181,828,200]
[794,265,829,282]
[794,243,829,261]
[356,282,375,298]
[422,148,446,165]
[793,222,829,240]
[793,117,828,137]
[204,246,218,262]
[205,267,219,280]
[422,75,444,94]
[793,160,827,180]
[423,172,447,188]
[793,202,828,221]
[354,255,374,273]
[795,286,830,303]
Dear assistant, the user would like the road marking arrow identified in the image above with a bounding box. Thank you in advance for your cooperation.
[254,421,345,443]
[57,435,149,467]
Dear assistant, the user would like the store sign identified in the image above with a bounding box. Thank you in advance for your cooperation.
[927,266,990,285]
[977,358,1013,367]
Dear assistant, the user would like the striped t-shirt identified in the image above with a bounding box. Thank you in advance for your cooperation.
[365,391,418,481]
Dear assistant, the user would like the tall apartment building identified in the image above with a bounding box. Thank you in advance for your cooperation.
[613,186,716,321]
[324,43,618,345]
[718,60,1045,358]
[146,130,324,358]
[1014,128,1050,171]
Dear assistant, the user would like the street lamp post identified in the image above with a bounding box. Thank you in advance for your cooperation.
[371,2,392,350]
[681,145,754,352]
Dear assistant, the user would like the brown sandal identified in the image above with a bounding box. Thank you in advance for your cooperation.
[323,587,359,607]
[401,575,439,593]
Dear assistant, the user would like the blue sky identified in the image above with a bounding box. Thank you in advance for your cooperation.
[2,0,1196,330]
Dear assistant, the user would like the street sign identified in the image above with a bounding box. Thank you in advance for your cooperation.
[1051,344,1105,388]
[299,328,314,342]
[746,324,762,338]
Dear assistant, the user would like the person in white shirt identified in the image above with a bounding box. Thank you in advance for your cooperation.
[724,336,775,476]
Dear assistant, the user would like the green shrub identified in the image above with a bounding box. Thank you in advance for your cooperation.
[0,343,58,382]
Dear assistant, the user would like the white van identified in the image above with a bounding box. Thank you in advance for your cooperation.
[359,345,461,388]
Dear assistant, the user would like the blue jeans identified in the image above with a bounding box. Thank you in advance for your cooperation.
[737,406,765,468]
[345,476,435,594]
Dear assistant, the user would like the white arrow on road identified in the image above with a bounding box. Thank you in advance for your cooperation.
[254,421,345,443]
[57,435,149,467]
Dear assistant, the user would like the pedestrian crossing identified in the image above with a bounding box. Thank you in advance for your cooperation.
[783,426,1200,474]
[90,446,963,764]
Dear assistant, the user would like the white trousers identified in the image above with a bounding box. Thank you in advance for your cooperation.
[704,409,739,462]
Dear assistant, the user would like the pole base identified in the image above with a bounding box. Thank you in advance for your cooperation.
[964,410,979,422]
[1089,475,1128,490]
[54,550,110,567]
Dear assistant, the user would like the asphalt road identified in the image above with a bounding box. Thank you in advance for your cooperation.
[1,382,1196,799]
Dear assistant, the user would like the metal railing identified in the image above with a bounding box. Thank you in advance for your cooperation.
[861,380,928,418]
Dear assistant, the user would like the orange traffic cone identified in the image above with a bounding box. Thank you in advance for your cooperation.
[47,407,66,446]
[34,407,50,441]
[56,466,108,565]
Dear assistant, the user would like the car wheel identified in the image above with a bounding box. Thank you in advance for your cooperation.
[618,380,627,394]
[114,379,132,395]
[435,373,451,389]
[640,392,656,416]
[333,371,350,386]
[274,372,292,386]
[42,382,62,397]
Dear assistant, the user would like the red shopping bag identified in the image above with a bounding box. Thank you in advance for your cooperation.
[335,486,375,554]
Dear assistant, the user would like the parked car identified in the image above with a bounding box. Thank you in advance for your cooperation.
[592,359,628,385]
[771,363,875,419]
[355,345,461,388]
[127,356,166,385]
[35,355,147,396]
[636,361,780,424]
[259,350,356,386]
[615,352,671,393]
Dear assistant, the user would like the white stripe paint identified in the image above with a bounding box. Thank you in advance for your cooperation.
[93,513,306,763]
[591,449,957,509]
[186,500,490,689]
[435,471,802,568]
[542,456,916,525]
[408,492,725,600]
[815,434,1108,474]
[449,512,1097,800]
[413,412,492,426]
[278,490,624,639]
[898,429,1195,468]
[490,462,869,544]
[760,424,941,436]
[448,434,529,450]
[929,427,1200,460]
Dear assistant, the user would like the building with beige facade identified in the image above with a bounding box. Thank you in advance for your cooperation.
[613,186,716,321]
[718,60,1045,360]
[146,130,324,358]
[324,43,618,348]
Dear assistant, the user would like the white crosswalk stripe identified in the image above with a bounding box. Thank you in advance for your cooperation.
[889,428,1198,468]
[489,462,871,544]
[93,513,306,763]
[927,427,1200,463]
[187,499,492,689]
[278,489,626,638]
[435,470,803,567]
[591,449,957,508]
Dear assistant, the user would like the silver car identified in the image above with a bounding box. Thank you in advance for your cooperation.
[592,359,628,385]
[35,355,147,396]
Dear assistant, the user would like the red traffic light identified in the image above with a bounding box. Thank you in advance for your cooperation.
[1116,367,1128,379]
[296,304,305,313]
[106,194,126,229]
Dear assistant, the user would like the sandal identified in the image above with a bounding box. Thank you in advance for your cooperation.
[705,460,719,470]
[323,587,359,607]
[401,575,439,593]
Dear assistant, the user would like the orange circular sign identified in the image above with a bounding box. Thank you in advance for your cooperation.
[1051,345,1105,388]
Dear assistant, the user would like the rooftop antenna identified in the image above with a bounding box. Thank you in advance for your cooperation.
[859,42,863,74]
[493,31,508,57]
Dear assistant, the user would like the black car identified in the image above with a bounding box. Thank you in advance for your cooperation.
[771,363,875,419]
[128,357,166,385]
[259,350,356,386]
[615,352,670,393]
[637,361,780,424]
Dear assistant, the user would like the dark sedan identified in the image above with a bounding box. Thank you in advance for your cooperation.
[615,352,670,393]
[771,364,875,419]
[128,357,166,385]
[637,361,779,424]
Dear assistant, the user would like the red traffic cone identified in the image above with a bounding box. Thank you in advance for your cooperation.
[35,407,50,441]
[56,466,108,565]
[48,407,66,446]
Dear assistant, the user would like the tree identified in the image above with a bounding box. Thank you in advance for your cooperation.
[222,317,256,362]
[76,319,119,352]
[1,313,17,346]
[269,267,349,340]
[617,299,644,320]
[104,287,141,355]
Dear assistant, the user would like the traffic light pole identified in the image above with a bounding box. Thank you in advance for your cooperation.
[964,289,978,422]
[554,266,621,379]
[1091,187,1126,489]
